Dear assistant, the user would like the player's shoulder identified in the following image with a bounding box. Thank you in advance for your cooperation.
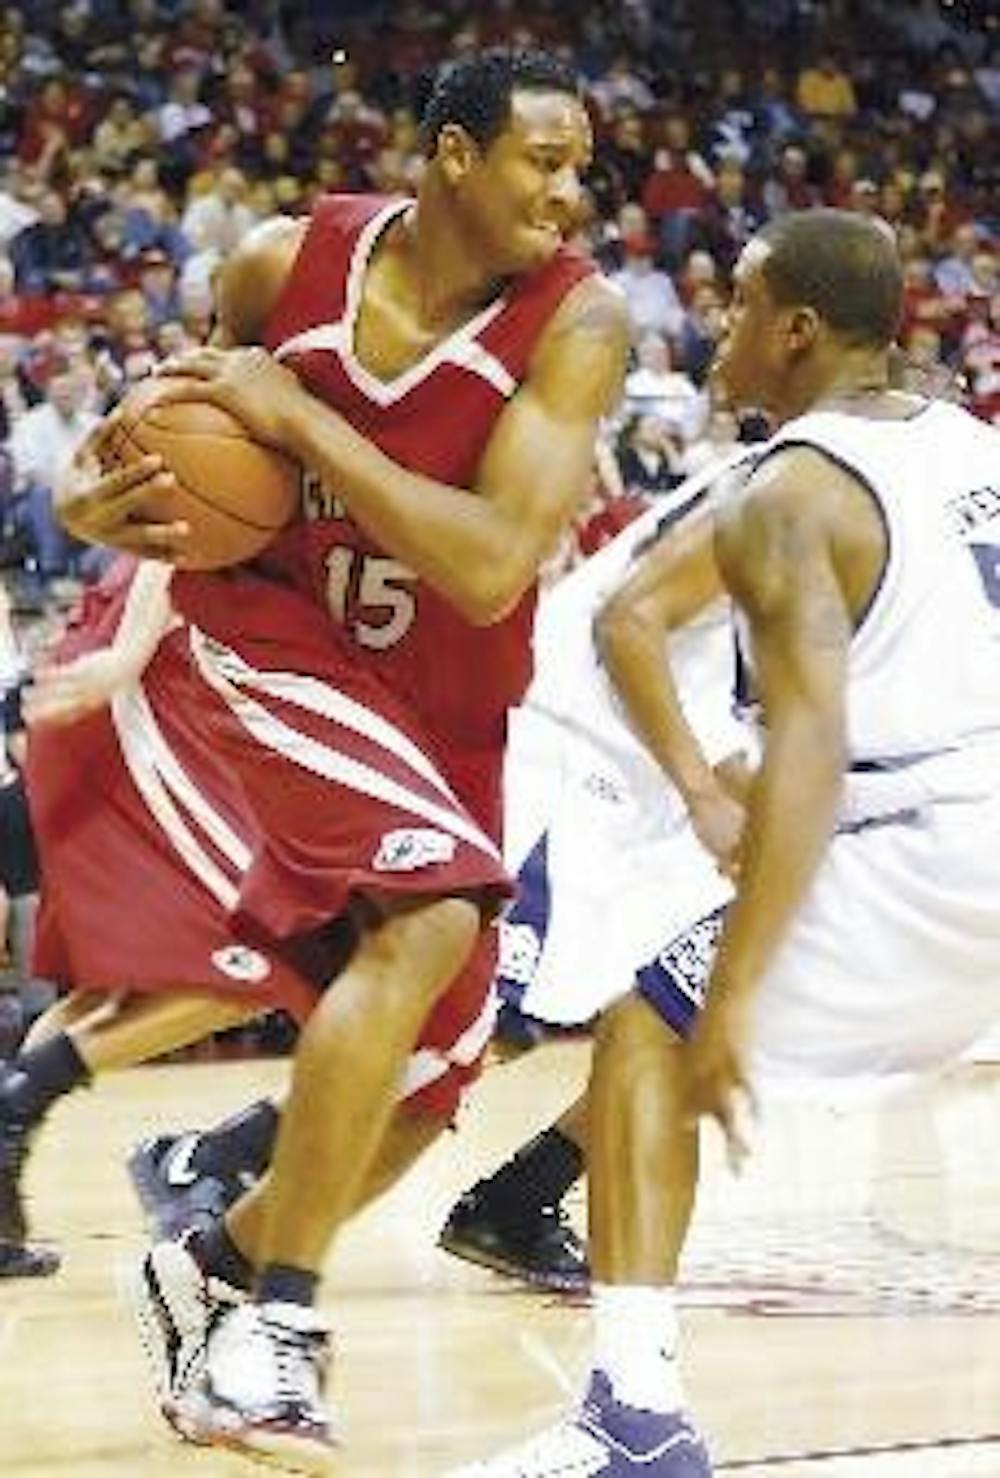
[216,215,306,345]
[529,271,631,405]
[544,269,630,344]
[231,214,306,275]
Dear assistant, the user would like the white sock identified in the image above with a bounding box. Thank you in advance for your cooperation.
[591,1283,684,1413]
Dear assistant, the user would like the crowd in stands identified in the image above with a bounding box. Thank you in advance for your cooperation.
[0,0,994,601]
[0,0,995,1026]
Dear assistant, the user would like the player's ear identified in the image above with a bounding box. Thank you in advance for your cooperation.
[786,304,821,355]
[436,123,481,184]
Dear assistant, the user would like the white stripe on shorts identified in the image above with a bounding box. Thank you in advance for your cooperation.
[188,628,459,803]
[400,982,499,1100]
[112,684,247,910]
[188,630,500,861]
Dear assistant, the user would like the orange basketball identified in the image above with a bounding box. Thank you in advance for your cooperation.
[100,375,301,569]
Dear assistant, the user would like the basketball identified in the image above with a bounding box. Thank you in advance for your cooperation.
[100,374,301,569]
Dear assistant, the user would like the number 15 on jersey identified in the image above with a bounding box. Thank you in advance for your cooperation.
[325,547,418,651]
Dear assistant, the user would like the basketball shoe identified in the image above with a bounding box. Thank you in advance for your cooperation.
[438,1184,589,1294]
[172,1300,338,1474]
[128,1132,256,1239]
[447,1371,713,1476]
[133,1235,245,1430]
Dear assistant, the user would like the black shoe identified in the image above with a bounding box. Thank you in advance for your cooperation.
[0,1240,60,1278]
[438,1188,589,1294]
[127,1132,256,1240]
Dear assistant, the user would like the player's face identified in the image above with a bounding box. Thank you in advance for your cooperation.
[713,240,788,409]
[461,90,592,273]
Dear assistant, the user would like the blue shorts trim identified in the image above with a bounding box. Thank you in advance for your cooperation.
[635,906,726,1040]
[496,832,552,1009]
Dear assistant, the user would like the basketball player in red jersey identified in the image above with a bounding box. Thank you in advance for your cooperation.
[20,49,629,1468]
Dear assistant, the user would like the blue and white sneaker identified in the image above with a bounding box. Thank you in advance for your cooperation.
[448,1369,712,1475]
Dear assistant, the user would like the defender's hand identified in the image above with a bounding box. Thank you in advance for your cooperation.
[685,991,757,1170]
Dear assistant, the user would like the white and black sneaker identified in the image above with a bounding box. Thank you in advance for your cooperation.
[132,1236,244,1435]
[176,1300,338,1473]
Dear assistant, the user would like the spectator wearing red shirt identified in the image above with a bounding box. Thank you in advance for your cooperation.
[641,115,714,268]
[16,76,92,180]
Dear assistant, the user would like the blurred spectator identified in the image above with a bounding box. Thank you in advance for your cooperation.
[934,222,988,297]
[752,66,803,149]
[7,362,101,593]
[762,141,821,216]
[589,52,654,120]
[848,176,883,217]
[960,292,1000,425]
[680,406,742,477]
[676,281,727,385]
[180,165,257,255]
[611,235,686,344]
[690,159,764,273]
[795,50,859,119]
[596,109,653,206]
[623,331,707,445]
[16,74,92,179]
[0,337,35,440]
[705,67,758,167]
[134,245,183,328]
[640,114,714,265]
[91,93,152,175]
[617,412,686,498]
[0,580,38,996]
[9,189,92,294]
[0,167,42,249]
[910,167,966,251]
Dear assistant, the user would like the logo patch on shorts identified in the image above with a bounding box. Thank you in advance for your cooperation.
[373,827,457,872]
[498,920,542,987]
[211,945,271,983]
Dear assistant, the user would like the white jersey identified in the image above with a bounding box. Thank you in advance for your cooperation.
[751,402,1000,762]
[728,403,1000,827]
[499,456,755,1024]
[528,452,755,800]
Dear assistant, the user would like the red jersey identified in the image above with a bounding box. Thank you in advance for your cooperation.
[257,193,595,754]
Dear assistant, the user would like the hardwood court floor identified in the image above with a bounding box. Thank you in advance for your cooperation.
[0,1042,997,1477]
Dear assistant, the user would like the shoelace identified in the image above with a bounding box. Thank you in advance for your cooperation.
[256,1314,328,1419]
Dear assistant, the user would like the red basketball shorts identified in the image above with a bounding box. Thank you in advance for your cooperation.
[27,568,510,1116]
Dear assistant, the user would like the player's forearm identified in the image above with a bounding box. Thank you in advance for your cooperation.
[596,605,718,804]
[710,704,844,998]
[280,399,533,624]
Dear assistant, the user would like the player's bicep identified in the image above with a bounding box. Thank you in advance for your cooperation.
[475,386,600,554]
[474,278,630,558]
[720,470,850,721]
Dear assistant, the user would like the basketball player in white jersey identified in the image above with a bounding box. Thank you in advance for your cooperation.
[453,210,1000,1476]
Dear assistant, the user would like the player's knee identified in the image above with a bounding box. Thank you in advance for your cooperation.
[596,991,684,1068]
[370,894,481,1010]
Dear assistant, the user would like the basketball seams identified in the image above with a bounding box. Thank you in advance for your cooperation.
[106,420,289,533]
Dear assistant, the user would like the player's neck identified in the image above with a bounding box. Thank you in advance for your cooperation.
[786,348,895,422]
[405,179,507,328]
